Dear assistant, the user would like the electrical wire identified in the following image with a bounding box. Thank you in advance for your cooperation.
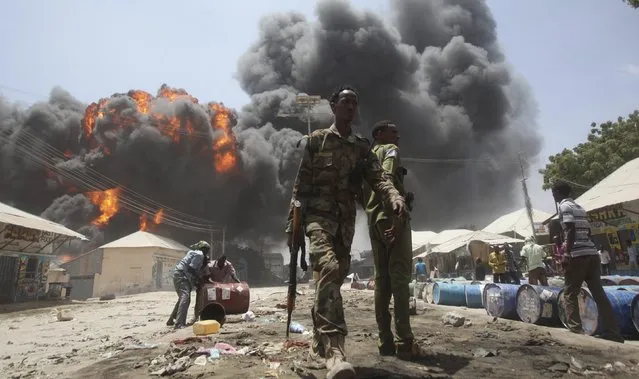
[0,133,222,232]
[15,127,216,224]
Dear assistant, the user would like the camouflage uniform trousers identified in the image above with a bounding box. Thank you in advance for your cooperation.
[370,218,414,347]
[308,229,352,337]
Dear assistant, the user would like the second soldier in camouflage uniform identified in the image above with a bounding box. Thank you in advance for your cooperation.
[286,86,407,379]
[363,120,426,360]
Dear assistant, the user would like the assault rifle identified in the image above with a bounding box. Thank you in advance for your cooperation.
[286,200,308,338]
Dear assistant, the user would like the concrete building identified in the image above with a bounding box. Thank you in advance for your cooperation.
[62,231,188,300]
[0,201,87,303]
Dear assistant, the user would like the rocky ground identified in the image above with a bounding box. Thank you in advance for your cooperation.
[1,285,639,379]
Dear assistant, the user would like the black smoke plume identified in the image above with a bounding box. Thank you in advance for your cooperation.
[0,0,541,255]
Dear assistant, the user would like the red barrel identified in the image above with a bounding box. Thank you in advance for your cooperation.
[197,282,250,324]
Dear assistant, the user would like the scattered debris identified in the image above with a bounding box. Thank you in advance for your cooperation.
[289,321,304,333]
[473,348,497,358]
[441,312,465,327]
[547,362,569,373]
[56,309,74,322]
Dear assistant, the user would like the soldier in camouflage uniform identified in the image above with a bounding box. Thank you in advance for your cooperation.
[286,86,407,379]
[363,120,426,360]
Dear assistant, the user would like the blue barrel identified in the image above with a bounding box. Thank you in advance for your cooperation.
[516,285,562,325]
[602,276,639,286]
[557,288,599,335]
[607,290,639,337]
[619,277,639,286]
[606,286,639,293]
[558,288,639,337]
[632,295,639,334]
[433,282,467,306]
[465,284,483,308]
[483,283,521,319]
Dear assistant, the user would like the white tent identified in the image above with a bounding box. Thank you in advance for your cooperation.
[429,229,473,246]
[576,157,639,211]
[431,230,523,254]
[482,208,553,238]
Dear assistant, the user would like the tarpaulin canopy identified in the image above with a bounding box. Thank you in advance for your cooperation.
[482,208,553,238]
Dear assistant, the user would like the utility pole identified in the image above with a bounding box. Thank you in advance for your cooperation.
[277,94,323,135]
[518,153,537,240]
[222,226,226,256]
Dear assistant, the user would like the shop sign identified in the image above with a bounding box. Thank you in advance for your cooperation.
[0,223,56,254]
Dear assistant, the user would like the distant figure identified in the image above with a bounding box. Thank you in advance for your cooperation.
[552,180,623,343]
[488,245,506,283]
[598,246,611,275]
[521,237,548,286]
[474,258,486,281]
[415,258,427,282]
[627,241,638,272]
[503,243,521,285]
[207,255,241,283]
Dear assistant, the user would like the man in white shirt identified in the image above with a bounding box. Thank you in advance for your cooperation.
[598,245,611,275]
[626,240,637,271]
[552,180,623,343]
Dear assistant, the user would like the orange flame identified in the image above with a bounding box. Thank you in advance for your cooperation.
[86,188,121,228]
[129,90,152,114]
[81,86,239,173]
[153,209,165,224]
[157,84,199,103]
[209,103,237,173]
[139,214,148,231]
[139,208,165,231]
[59,255,74,263]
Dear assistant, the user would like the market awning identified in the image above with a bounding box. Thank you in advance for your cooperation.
[575,157,639,212]
[0,201,87,240]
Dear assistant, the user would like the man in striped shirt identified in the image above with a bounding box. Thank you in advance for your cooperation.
[552,180,623,343]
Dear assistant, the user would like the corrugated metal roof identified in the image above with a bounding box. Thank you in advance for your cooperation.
[576,157,639,211]
[0,201,87,240]
[99,231,188,251]
[482,208,553,238]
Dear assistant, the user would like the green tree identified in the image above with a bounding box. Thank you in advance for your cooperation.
[624,0,639,8]
[539,110,639,198]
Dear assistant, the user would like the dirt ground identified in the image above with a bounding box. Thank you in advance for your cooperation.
[1,285,639,379]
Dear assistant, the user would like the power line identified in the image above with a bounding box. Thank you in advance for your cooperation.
[0,133,222,232]
[16,128,216,225]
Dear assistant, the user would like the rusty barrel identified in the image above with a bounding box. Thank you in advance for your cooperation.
[197,282,250,325]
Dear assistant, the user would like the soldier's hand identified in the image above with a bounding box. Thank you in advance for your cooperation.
[392,198,408,218]
[384,226,397,245]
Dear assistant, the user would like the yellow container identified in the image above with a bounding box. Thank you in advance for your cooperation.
[193,320,220,336]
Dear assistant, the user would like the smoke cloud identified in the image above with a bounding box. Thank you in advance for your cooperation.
[236,0,541,229]
[0,0,541,255]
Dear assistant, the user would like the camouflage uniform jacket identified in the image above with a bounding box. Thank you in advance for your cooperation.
[364,143,408,226]
[286,125,403,248]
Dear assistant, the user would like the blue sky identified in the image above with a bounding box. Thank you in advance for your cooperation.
[1,0,638,217]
